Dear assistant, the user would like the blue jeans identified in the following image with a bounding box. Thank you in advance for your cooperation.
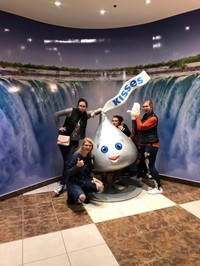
[67,179,98,203]
[59,140,79,185]
[137,145,161,187]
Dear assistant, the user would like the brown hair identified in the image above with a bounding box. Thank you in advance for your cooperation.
[143,100,153,110]
[112,115,124,125]
[77,98,88,108]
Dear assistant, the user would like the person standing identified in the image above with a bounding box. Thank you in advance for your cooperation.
[67,137,104,204]
[54,98,101,196]
[131,100,163,194]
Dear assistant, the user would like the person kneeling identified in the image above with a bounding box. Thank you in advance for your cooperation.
[66,137,104,205]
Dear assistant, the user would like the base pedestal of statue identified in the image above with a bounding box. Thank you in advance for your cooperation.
[91,173,142,202]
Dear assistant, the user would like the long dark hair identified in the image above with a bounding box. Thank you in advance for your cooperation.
[112,115,124,125]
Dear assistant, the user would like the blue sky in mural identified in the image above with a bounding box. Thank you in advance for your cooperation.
[0,9,200,69]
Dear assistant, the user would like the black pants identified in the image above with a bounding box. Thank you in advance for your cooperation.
[137,145,161,188]
[59,140,79,185]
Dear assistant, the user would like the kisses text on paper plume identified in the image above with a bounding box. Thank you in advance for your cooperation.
[112,77,143,106]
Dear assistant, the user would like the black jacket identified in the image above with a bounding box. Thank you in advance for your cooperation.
[139,112,159,144]
[67,152,94,185]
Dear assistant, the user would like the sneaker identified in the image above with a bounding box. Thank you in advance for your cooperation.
[84,195,90,204]
[122,172,130,177]
[77,198,83,204]
[148,187,163,194]
[54,184,64,195]
[147,174,153,180]
[113,180,126,191]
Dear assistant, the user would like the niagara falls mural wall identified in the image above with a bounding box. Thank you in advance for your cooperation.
[0,9,200,195]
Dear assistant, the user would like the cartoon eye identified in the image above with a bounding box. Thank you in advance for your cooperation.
[101,145,108,153]
[115,142,123,150]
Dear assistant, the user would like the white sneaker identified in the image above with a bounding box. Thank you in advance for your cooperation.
[54,184,64,195]
[148,187,163,194]
[77,198,83,204]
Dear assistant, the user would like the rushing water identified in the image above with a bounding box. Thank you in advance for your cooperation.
[0,74,200,194]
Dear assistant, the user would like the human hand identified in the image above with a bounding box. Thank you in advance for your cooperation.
[91,111,96,118]
[92,177,104,192]
[92,177,103,184]
[59,127,66,132]
[91,108,102,118]
[76,158,84,167]
[127,102,140,120]
[117,125,123,130]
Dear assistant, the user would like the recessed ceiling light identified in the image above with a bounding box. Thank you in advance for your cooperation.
[99,9,106,15]
[185,26,190,31]
[55,1,61,7]
[152,35,162,40]
[145,0,151,4]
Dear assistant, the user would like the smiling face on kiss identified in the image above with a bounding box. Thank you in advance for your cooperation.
[93,113,138,172]
[98,137,124,165]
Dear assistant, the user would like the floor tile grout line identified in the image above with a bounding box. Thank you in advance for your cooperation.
[1,186,200,247]
[1,204,200,265]
[59,230,72,266]
[51,193,62,232]
[178,203,200,219]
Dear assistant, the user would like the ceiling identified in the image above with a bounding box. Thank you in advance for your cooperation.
[1,0,200,29]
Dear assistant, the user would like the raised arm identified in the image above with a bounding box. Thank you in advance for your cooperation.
[54,108,72,129]
[87,107,102,118]
[67,152,85,177]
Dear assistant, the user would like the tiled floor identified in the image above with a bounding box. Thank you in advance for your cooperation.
[0,178,200,266]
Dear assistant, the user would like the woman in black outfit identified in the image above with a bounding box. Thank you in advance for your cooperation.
[67,137,104,204]
[54,98,101,195]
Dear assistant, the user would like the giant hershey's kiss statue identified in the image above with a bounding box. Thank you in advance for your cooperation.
[93,70,150,172]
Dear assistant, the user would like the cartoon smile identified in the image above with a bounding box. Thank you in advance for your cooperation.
[108,154,120,164]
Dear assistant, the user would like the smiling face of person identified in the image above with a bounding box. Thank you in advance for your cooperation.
[82,141,93,153]
[112,117,120,127]
[142,100,153,114]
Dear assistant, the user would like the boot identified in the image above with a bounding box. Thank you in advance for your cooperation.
[66,192,74,205]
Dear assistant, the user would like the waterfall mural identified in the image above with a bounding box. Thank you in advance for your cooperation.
[0,74,200,195]
[0,8,200,195]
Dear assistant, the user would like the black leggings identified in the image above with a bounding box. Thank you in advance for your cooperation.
[59,140,79,185]
[137,145,161,188]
